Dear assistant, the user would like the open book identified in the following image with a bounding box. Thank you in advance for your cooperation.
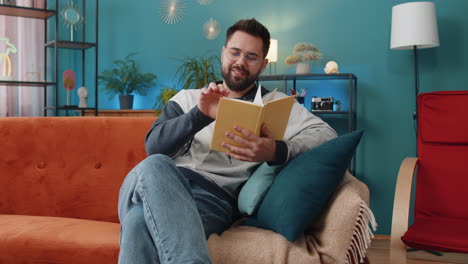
[210,86,295,153]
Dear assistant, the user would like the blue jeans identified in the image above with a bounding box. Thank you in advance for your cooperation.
[118,154,234,264]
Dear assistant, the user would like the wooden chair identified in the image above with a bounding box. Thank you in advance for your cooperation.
[391,91,468,263]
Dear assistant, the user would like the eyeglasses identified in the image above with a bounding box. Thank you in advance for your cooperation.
[224,47,261,66]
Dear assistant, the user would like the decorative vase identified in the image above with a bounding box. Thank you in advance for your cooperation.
[0,0,15,5]
[296,96,305,105]
[296,63,310,74]
[16,0,32,7]
[119,94,134,109]
[334,104,342,111]
[34,0,45,9]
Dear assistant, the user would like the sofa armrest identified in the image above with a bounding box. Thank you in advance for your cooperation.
[390,157,418,264]
[309,172,377,264]
[207,172,377,264]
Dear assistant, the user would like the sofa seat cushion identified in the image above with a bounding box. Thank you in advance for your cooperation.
[0,215,119,264]
[402,216,468,254]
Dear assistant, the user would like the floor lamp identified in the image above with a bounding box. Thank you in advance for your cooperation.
[390,2,440,126]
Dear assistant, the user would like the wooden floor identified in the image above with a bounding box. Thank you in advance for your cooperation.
[367,237,468,264]
[367,237,391,264]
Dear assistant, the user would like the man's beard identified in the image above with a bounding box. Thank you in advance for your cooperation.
[222,65,259,92]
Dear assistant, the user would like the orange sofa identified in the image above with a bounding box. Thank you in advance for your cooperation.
[0,117,152,264]
[0,117,376,264]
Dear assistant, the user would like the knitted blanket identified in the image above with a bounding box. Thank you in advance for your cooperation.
[207,172,377,264]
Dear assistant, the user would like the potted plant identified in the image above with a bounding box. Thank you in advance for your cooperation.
[175,53,220,90]
[98,52,157,109]
[334,100,342,111]
[153,85,179,115]
[285,42,323,74]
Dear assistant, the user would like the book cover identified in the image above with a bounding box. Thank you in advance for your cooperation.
[210,88,295,153]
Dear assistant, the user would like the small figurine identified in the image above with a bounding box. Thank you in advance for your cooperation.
[77,86,88,108]
[63,69,76,106]
[324,61,339,74]
[0,37,17,80]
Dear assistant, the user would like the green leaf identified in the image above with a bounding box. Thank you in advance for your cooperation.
[174,52,220,90]
[153,86,179,109]
[98,52,157,99]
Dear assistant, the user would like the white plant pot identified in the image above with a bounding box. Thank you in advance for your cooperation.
[16,0,33,7]
[296,63,310,74]
[0,75,14,81]
[34,0,45,9]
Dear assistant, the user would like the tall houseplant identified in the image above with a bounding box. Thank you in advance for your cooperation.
[98,52,157,109]
[175,53,220,90]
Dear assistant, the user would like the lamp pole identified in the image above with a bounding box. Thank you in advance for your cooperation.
[413,45,420,154]
[413,45,419,122]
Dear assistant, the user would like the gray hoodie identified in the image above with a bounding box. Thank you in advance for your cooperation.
[145,83,337,201]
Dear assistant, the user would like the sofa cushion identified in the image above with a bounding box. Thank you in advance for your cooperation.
[238,163,282,215]
[0,117,153,223]
[244,130,363,241]
[0,215,120,264]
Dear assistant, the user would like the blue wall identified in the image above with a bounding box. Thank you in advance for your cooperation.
[94,0,468,235]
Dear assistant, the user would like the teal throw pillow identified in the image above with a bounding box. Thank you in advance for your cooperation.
[244,130,363,242]
[238,163,282,215]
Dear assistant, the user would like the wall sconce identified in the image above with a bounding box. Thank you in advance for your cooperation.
[266,39,278,75]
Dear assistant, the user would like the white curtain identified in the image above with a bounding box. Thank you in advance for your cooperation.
[0,3,45,117]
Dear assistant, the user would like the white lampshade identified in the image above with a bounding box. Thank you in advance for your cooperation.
[391,2,439,50]
[266,39,278,62]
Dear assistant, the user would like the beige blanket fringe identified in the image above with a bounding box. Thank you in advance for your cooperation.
[345,201,378,264]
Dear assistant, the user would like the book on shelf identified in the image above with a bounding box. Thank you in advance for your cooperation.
[210,87,295,153]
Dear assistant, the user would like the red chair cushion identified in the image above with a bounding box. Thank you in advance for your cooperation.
[419,91,468,144]
[405,91,468,254]
[416,91,468,220]
[402,216,468,253]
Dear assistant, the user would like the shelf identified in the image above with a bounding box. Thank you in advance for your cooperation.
[1,1,99,117]
[258,73,357,81]
[258,72,357,173]
[45,40,96,50]
[81,109,157,117]
[46,106,96,110]
[0,80,56,87]
[0,5,55,19]
[43,0,99,116]
[311,110,352,114]
[257,73,357,132]
[46,106,97,116]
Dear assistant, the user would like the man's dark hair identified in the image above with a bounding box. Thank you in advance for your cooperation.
[225,18,270,59]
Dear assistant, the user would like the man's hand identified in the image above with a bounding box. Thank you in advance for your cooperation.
[222,123,276,162]
[198,82,230,119]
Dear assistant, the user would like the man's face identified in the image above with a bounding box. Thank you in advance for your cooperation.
[222,31,268,92]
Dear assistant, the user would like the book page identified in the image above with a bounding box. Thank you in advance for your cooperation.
[261,95,295,140]
[262,88,277,104]
[253,84,264,105]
